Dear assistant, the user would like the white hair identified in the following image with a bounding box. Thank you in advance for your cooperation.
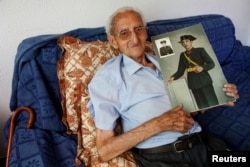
[105,6,146,35]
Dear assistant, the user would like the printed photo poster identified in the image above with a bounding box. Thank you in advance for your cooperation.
[151,24,234,112]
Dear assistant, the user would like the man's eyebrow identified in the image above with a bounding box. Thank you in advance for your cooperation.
[117,27,129,32]
[118,25,143,31]
[119,28,128,31]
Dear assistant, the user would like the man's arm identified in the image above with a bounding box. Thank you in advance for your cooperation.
[96,104,194,162]
[200,48,215,71]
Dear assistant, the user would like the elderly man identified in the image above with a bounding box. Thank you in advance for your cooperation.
[88,6,239,167]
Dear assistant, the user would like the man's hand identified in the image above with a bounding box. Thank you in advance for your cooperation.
[167,77,174,83]
[194,66,203,73]
[95,104,194,162]
[223,83,239,106]
[156,104,194,133]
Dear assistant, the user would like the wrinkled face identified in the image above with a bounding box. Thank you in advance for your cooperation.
[181,39,193,51]
[108,10,148,59]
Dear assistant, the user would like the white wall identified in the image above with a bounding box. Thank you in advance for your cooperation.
[1,0,250,157]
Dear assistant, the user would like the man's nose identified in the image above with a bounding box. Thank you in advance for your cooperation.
[130,31,139,43]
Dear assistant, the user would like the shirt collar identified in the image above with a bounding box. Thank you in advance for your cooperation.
[122,53,161,76]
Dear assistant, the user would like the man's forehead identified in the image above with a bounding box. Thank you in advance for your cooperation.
[113,11,143,30]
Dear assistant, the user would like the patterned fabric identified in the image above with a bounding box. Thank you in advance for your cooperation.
[4,34,85,167]
[7,128,80,167]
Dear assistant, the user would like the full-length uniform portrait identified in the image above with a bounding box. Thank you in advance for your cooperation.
[169,35,219,109]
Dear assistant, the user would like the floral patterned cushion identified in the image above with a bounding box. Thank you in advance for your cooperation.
[57,36,150,166]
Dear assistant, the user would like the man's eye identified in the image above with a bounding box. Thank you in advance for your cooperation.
[136,27,142,31]
[119,31,130,37]
[135,26,144,32]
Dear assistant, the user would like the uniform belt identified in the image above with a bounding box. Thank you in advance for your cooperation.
[134,133,202,154]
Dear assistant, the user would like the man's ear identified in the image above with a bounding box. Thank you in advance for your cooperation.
[108,34,119,49]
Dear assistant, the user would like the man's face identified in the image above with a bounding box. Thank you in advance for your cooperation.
[162,42,167,46]
[108,10,148,59]
[181,39,193,51]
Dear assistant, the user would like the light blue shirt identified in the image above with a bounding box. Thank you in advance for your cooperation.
[88,53,201,148]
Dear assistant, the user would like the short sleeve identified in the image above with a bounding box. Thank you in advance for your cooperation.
[88,71,121,130]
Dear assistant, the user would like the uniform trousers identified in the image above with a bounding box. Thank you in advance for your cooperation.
[192,84,219,109]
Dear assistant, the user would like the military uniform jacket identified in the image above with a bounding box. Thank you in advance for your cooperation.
[171,47,215,89]
[160,46,173,56]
